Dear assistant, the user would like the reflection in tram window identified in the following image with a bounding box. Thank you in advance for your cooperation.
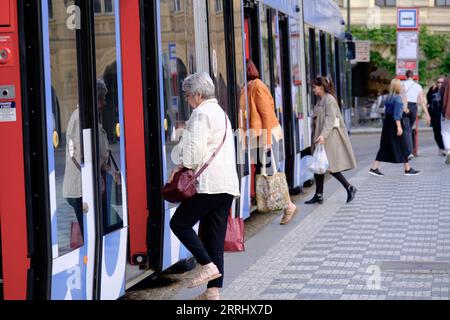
[94,3,124,233]
[47,0,83,255]
[290,19,303,151]
[259,6,272,90]
[271,11,285,163]
[208,0,230,115]
[271,12,282,121]
[160,0,196,204]
[234,0,249,176]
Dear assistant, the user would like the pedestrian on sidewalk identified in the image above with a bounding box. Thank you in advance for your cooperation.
[442,75,450,164]
[246,59,297,225]
[426,76,446,156]
[369,78,420,177]
[168,72,240,300]
[305,76,357,205]
[401,70,431,159]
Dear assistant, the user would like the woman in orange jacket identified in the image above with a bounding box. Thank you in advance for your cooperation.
[246,59,297,225]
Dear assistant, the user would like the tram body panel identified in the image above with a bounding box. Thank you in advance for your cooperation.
[0,0,29,299]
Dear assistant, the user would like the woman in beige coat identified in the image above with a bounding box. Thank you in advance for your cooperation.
[306,76,357,205]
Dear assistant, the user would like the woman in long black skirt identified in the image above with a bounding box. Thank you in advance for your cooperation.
[369,78,420,176]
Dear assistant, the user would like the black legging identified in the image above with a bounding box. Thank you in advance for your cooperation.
[170,193,234,288]
[315,172,351,195]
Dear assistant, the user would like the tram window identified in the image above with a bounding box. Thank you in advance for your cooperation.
[48,0,84,254]
[271,11,285,162]
[259,5,272,90]
[326,34,333,80]
[308,28,317,107]
[207,0,230,115]
[271,11,282,120]
[289,19,303,151]
[315,29,321,78]
[233,0,249,176]
[93,0,124,233]
[161,0,196,207]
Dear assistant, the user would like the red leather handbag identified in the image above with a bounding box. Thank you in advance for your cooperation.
[162,114,228,203]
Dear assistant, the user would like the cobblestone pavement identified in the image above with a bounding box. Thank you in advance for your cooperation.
[220,143,450,300]
[127,131,450,300]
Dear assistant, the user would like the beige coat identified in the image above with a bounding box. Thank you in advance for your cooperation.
[311,94,357,173]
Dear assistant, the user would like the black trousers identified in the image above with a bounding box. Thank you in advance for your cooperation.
[170,193,234,288]
[315,172,351,195]
[403,103,418,155]
[431,115,445,150]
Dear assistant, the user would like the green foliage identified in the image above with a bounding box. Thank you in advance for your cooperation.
[420,26,446,61]
[351,26,397,43]
[352,25,450,86]
[370,51,395,76]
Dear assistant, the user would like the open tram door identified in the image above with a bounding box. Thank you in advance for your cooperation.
[18,0,129,300]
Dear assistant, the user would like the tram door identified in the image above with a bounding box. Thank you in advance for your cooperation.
[37,0,128,300]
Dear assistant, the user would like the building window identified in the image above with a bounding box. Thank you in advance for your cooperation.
[375,0,396,6]
[104,0,114,13]
[436,0,450,6]
[94,0,114,15]
[48,0,54,19]
[94,0,102,14]
[215,0,223,12]
[173,0,182,12]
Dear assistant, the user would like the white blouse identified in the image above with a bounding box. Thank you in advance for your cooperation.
[178,99,240,197]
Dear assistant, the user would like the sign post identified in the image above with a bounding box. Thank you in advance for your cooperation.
[396,8,419,80]
[396,7,420,155]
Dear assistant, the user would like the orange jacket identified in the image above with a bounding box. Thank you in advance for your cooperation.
[247,79,280,145]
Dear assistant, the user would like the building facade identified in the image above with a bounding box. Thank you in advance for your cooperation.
[335,0,450,33]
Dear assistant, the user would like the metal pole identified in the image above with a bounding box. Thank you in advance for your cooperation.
[347,0,351,33]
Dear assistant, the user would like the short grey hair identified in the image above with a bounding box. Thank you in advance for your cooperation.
[182,72,216,99]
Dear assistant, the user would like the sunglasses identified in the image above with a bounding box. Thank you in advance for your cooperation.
[437,81,444,84]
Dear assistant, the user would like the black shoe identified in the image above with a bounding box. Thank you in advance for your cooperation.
[404,168,420,176]
[346,186,357,203]
[369,168,384,177]
[305,194,324,204]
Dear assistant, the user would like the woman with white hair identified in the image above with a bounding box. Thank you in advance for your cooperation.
[169,72,240,300]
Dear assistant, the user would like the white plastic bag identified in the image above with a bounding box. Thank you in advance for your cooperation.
[308,144,329,174]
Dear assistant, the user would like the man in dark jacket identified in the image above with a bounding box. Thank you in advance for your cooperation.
[427,76,446,155]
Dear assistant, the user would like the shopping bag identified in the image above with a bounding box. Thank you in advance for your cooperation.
[224,213,245,252]
[255,151,290,212]
[308,144,329,174]
[70,221,83,249]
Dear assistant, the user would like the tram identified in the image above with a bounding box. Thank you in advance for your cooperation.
[0,0,350,300]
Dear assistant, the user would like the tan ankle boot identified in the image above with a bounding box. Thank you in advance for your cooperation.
[188,263,222,288]
[280,203,297,225]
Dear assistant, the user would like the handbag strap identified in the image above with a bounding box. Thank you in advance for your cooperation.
[193,113,228,180]
[261,148,278,176]
[108,150,120,171]
[67,141,81,172]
